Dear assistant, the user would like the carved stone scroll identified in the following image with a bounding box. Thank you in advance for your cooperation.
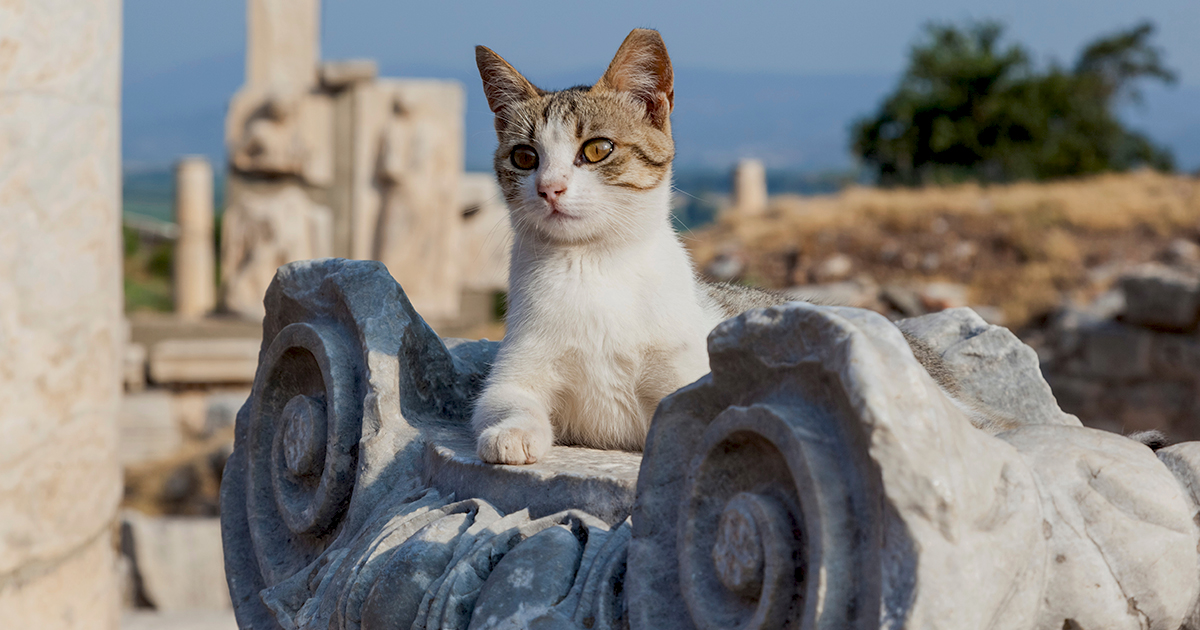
[221,260,635,630]
[223,260,1200,630]
[629,303,1200,630]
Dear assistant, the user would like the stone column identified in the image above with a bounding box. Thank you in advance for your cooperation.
[247,0,319,92]
[731,158,767,216]
[174,157,216,319]
[0,0,123,629]
[222,0,333,319]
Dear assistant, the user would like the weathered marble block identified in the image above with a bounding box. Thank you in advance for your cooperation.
[222,259,1200,630]
[1121,263,1200,331]
[122,511,230,612]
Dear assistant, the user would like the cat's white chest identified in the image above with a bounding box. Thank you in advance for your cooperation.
[523,246,711,350]
[505,243,716,448]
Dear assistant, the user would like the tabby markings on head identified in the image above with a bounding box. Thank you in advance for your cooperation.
[476,30,676,246]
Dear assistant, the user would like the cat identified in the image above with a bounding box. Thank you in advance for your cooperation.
[471,29,748,464]
[470,28,1165,465]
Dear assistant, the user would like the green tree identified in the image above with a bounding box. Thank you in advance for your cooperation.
[853,21,1176,186]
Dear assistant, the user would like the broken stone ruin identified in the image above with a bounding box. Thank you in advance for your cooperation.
[1037,254,1200,444]
[219,0,500,326]
[221,258,1200,630]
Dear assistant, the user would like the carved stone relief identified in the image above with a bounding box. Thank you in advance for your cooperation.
[458,173,512,294]
[220,186,333,318]
[222,71,466,323]
[357,80,464,322]
[223,259,1200,630]
[227,89,334,187]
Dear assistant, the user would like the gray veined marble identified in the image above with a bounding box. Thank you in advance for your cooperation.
[222,258,1200,630]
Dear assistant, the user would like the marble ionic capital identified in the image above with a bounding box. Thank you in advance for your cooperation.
[220,259,635,630]
[222,259,1200,630]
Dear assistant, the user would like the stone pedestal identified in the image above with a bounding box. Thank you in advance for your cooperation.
[174,157,217,319]
[731,158,767,216]
[221,260,1200,630]
[0,0,123,627]
[149,338,260,385]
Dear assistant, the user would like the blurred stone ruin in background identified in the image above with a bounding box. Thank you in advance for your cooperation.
[1038,252,1200,442]
[699,167,1200,445]
[220,0,510,326]
[114,0,513,625]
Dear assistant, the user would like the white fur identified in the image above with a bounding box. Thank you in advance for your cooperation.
[473,120,724,464]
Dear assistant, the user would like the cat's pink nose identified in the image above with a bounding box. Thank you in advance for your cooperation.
[538,181,567,202]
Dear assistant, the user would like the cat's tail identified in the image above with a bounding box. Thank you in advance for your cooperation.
[1126,429,1170,451]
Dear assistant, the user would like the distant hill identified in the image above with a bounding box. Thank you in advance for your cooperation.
[122,55,1200,174]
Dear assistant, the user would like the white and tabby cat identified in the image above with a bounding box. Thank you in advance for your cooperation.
[470,29,781,464]
[470,28,1164,465]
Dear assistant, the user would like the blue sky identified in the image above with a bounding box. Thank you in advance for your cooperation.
[126,0,1199,85]
[122,1,1200,172]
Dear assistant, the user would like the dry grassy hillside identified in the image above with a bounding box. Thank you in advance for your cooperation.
[687,170,1200,328]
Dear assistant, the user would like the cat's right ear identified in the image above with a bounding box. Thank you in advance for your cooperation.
[475,46,540,117]
[596,29,674,130]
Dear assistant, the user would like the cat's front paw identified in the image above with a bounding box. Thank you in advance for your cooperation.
[476,420,552,465]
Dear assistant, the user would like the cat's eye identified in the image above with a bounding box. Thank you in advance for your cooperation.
[510,145,539,170]
[581,138,614,164]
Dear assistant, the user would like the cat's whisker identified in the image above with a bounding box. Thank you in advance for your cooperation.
[670,185,703,202]
[478,207,513,261]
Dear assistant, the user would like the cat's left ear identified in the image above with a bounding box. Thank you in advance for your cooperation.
[596,29,674,129]
[476,45,541,115]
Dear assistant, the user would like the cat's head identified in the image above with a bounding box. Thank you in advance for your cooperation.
[476,29,675,245]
